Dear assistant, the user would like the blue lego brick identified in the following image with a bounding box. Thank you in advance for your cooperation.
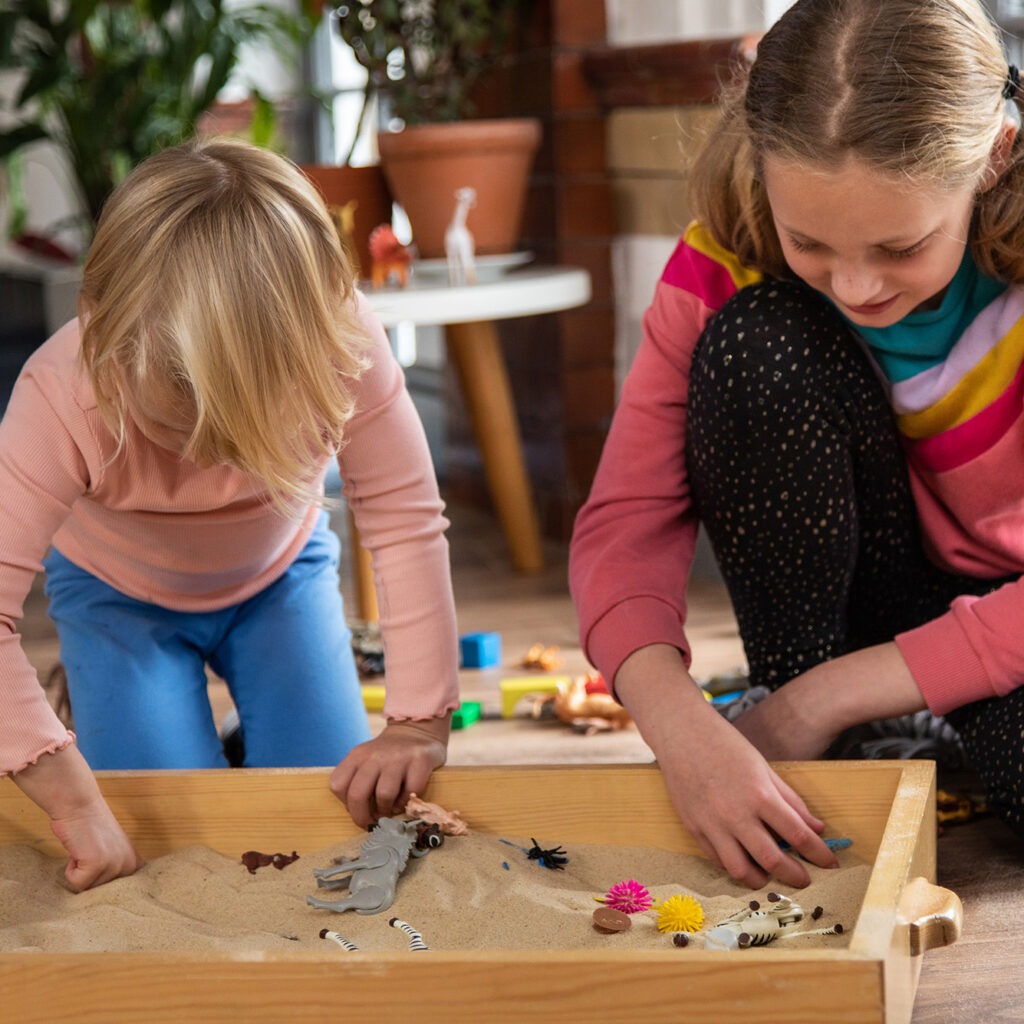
[459,631,502,668]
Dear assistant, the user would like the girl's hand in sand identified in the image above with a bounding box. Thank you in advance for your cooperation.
[614,644,839,890]
[11,742,143,891]
[330,716,450,829]
[50,800,145,892]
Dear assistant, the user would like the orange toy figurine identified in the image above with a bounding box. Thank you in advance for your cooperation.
[532,671,633,735]
[368,224,411,288]
[327,199,360,276]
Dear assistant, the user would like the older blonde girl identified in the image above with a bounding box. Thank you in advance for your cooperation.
[572,0,1024,888]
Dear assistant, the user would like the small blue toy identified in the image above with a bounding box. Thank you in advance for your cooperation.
[778,836,852,860]
[459,631,502,669]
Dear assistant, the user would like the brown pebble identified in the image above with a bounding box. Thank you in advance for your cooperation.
[592,907,632,933]
[812,905,823,921]
[672,932,689,947]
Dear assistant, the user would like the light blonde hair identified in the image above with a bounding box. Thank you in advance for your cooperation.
[690,0,1024,282]
[79,137,370,512]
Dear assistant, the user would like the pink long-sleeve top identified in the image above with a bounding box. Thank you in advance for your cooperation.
[570,222,1024,718]
[0,296,460,775]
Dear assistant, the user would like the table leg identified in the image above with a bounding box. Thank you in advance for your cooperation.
[445,320,544,573]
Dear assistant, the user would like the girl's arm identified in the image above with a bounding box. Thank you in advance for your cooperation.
[0,324,142,887]
[732,642,925,761]
[569,232,840,886]
[614,644,839,889]
[330,299,459,824]
[569,275,707,685]
[11,744,143,890]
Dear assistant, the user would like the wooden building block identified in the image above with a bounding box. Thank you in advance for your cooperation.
[499,675,569,718]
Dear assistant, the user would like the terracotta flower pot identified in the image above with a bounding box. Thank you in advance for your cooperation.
[298,164,393,282]
[378,118,541,259]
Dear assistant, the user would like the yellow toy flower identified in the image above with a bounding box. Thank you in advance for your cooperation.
[656,894,705,934]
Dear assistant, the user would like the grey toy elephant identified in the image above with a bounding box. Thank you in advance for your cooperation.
[306,817,441,915]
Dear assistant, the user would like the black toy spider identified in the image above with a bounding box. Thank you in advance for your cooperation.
[527,838,569,870]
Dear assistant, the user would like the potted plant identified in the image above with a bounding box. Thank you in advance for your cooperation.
[0,0,320,256]
[335,0,540,258]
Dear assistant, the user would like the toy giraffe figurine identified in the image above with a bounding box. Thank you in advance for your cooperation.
[445,186,478,285]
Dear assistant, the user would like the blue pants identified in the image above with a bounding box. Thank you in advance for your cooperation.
[43,512,371,770]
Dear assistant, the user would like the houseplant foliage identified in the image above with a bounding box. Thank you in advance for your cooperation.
[334,0,538,258]
[335,0,519,128]
[0,0,321,244]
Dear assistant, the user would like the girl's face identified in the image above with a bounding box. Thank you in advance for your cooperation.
[762,154,977,327]
[122,377,209,466]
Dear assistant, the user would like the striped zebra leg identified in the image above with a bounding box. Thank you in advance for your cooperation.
[778,923,844,940]
[319,928,360,951]
[389,917,431,951]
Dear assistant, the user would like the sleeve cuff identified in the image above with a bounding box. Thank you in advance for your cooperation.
[584,596,690,697]
[895,613,996,717]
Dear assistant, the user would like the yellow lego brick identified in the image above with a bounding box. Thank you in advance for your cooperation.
[360,684,387,713]
[499,675,570,719]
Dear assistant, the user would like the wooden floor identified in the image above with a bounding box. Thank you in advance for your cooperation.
[19,500,1024,1022]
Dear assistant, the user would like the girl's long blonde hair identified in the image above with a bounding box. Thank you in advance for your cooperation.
[79,137,370,512]
[690,0,1024,282]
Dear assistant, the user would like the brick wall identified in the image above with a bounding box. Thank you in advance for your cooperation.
[443,0,615,541]
[445,16,751,542]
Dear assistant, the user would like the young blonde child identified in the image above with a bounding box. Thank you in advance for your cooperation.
[1,138,459,891]
[572,0,1024,889]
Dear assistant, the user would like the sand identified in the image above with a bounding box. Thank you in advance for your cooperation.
[0,829,870,955]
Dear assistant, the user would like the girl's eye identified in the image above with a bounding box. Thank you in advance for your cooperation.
[787,237,818,253]
[884,241,926,260]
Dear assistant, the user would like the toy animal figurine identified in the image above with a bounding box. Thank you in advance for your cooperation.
[368,224,411,288]
[703,893,843,950]
[532,672,633,735]
[518,643,561,671]
[327,199,360,276]
[389,917,431,951]
[320,928,360,951]
[444,186,478,286]
[404,793,469,836]
[306,816,439,915]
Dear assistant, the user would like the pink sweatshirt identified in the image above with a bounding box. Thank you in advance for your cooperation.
[0,297,459,775]
[570,223,1024,717]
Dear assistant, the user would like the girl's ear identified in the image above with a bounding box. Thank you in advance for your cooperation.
[980,119,1018,192]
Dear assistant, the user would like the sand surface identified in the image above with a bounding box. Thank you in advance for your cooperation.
[0,828,870,955]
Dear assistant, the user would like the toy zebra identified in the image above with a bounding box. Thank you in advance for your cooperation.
[319,928,360,951]
[390,917,430,951]
[704,892,843,950]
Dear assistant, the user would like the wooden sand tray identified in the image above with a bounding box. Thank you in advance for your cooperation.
[0,762,959,1023]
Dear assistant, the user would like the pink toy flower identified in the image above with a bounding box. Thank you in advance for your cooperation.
[603,879,653,914]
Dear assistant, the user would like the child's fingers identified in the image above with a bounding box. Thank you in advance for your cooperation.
[329,757,377,827]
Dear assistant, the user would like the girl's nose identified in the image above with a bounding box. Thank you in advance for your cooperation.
[831,265,884,308]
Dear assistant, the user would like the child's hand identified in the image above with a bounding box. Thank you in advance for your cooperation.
[50,798,145,892]
[613,643,838,889]
[11,742,144,891]
[329,716,450,829]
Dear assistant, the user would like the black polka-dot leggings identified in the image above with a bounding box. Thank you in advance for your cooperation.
[686,280,1024,837]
